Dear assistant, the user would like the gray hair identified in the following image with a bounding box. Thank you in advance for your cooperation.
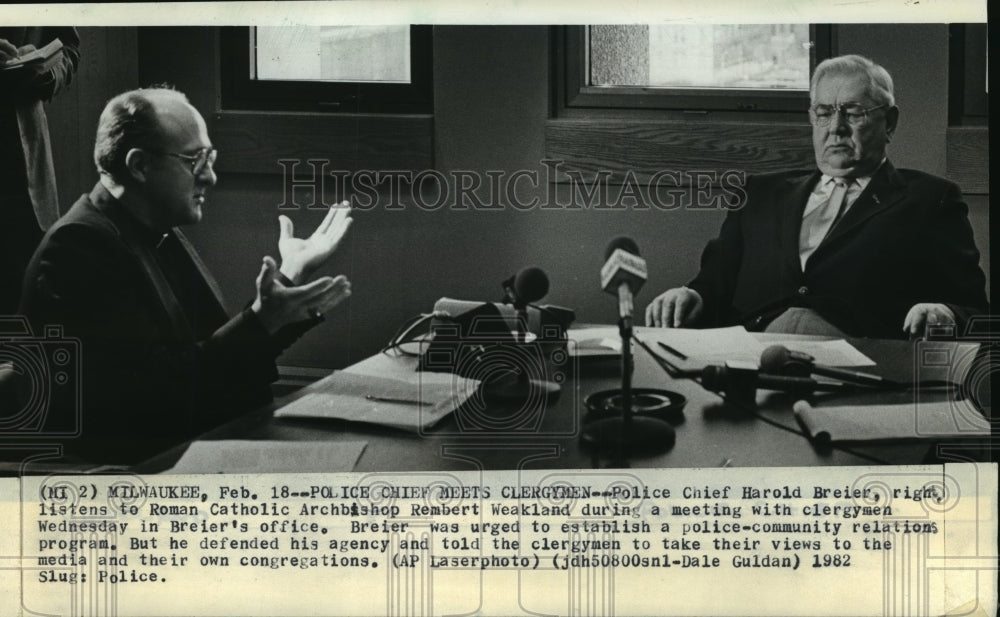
[93,86,189,181]
[810,54,895,107]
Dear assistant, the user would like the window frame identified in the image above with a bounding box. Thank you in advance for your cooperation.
[219,25,433,114]
[559,24,833,114]
[948,23,988,126]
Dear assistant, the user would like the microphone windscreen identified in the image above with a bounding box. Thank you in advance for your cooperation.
[605,236,640,259]
[514,266,549,304]
[759,346,793,373]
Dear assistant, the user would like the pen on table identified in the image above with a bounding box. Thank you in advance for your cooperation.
[365,394,423,405]
[657,341,689,361]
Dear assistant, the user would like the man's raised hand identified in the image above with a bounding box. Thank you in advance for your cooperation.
[252,256,351,333]
[278,201,352,284]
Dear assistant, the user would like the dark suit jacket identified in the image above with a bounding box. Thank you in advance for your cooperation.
[19,183,314,463]
[687,161,988,339]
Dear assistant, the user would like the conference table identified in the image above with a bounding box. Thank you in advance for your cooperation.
[132,330,993,473]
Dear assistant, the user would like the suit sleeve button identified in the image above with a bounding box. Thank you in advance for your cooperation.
[797,286,809,296]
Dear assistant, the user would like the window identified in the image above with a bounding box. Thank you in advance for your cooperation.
[559,24,831,114]
[220,26,432,113]
[945,23,988,195]
[948,23,988,125]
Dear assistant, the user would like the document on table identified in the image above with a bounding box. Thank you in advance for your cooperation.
[630,327,874,373]
[567,327,622,357]
[794,400,991,444]
[636,326,767,374]
[166,440,367,473]
[274,367,479,431]
[780,339,875,366]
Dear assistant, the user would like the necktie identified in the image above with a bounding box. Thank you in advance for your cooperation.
[799,177,850,269]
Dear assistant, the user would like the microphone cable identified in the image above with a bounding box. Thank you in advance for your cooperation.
[380,310,451,356]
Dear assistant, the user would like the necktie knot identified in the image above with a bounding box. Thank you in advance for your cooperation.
[800,177,854,269]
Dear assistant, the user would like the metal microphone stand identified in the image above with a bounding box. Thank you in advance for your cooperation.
[581,313,676,466]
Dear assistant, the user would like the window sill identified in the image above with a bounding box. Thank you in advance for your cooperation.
[210,111,434,175]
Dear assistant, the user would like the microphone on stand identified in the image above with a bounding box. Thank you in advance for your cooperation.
[502,266,550,308]
[501,266,550,344]
[582,237,676,462]
[483,266,560,404]
[600,237,647,328]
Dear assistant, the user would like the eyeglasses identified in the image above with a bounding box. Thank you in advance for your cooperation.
[808,103,886,128]
[156,148,218,176]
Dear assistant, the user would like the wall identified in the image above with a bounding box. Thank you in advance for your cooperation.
[44,25,990,369]
[46,27,139,212]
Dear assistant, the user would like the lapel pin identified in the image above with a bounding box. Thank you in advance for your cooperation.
[872,195,880,204]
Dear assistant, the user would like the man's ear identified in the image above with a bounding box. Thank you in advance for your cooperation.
[124,148,150,182]
[884,105,899,142]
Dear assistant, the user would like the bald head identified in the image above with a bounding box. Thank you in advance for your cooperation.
[94,87,200,183]
[92,87,216,231]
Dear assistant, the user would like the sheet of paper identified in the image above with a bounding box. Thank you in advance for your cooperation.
[166,440,367,474]
[635,326,766,373]
[275,369,477,431]
[794,399,991,443]
[781,339,875,366]
[567,327,622,357]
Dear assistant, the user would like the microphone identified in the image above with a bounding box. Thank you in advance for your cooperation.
[582,236,675,460]
[759,345,887,388]
[699,361,848,408]
[600,237,647,324]
[502,266,550,309]
[701,364,846,394]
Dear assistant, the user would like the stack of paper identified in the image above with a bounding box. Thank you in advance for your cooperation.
[275,368,478,431]
[793,400,991,444]
[633,327,875,374]
[166,440,367,473]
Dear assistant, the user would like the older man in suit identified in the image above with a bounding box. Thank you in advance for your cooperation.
[645,54,987,339]
[19,87,352,462]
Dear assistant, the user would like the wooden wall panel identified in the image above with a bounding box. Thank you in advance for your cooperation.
[45,27,138,213]
[545,119,815,184]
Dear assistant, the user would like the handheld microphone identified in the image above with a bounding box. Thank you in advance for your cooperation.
[600,237,647,324]
[701,363,846,394]
[699,361,847,408]
[759,345,887,388]
[502,266,550,309]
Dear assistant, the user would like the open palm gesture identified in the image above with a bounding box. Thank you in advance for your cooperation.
[278,201,352,284]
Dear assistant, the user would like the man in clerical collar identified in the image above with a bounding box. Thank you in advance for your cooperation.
[644,54,987,339]
[18,87,352,462]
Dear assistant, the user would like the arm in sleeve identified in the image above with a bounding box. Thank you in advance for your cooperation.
[6,27,81,102]
[922,182,989,329]
[686,205,745,328]
[23,222,276,432]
